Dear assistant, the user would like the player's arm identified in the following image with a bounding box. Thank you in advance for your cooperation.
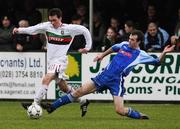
[70,24,92,53]
[140,45,175,65]
[93,47,114,62]
[93,42,124,62]
[158,45,175,63]
[13,22,47,35]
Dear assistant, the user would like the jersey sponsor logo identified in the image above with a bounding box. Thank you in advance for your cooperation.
[46,31,72,45]
[48,36,72,42]
[119,49,132,58]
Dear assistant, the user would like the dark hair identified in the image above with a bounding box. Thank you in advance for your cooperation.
[107,27,118,35]
[131,30,144,42]
[111,16,120,22]
[125,20,135,28]
[48,8,62,18]
[1,15,12,21]
[148,21,158,28]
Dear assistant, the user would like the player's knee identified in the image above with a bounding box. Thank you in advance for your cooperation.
[58,80,69,92]
[42,77,51,84]
[115,107,126,116]
[42,74,54,84]
[72,89,83,98]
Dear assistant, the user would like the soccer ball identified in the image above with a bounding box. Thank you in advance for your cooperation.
[27,104,43,119]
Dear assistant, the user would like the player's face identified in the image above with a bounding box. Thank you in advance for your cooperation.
[128,34,139,49]
[49,15,62,28]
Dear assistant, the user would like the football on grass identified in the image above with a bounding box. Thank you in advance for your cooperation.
[27,104,42,119]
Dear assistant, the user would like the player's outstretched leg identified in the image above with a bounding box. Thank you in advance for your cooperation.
[45,93,76,114]
[41,98,90,116]
[127,107,149,119]
[113,96,149,120]
[57,80,90,117]
[80,99,90,117]
[41,96,90,117]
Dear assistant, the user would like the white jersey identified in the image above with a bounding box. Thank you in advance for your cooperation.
[17,22,92,61]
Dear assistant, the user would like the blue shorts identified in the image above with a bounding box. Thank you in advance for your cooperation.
[91,73,125,97]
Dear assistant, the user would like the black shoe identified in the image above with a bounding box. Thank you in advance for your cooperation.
[80,99,90,117]
[42,103,55,114]
[21,102,32,110]
[140,113,149,119]
[40,102,51,109]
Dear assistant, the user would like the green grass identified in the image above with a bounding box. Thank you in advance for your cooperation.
[0,102,180,129]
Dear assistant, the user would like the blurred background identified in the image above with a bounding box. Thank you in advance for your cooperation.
[0,1,180,129]
[1,0,180,52]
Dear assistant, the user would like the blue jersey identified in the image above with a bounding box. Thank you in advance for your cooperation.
[92,41,160,96]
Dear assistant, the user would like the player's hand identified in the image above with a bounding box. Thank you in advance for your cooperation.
[171,35,178,45]
[163,45,175,53]
[16,43,23,51]
[12,28,19,34]
[78,48,89,54]
[93,54,103,62]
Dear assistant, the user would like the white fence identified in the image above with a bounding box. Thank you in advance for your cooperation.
[0,52,179,101]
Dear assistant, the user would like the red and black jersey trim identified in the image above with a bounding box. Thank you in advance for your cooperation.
[46,31,72,45]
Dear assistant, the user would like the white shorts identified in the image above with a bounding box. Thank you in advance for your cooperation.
[47,57,69,80]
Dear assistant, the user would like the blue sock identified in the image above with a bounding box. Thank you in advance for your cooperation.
[127,107,141,119]
[51,94,76,109]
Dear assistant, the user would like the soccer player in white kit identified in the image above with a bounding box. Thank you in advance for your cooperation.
[13,8,92,117]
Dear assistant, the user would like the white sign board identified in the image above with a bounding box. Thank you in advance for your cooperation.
[0,52,47,99]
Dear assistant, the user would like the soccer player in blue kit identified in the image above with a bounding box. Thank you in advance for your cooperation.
[44,30,175,119]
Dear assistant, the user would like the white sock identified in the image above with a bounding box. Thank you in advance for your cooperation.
[34,85,48,104]
[67,86,81,102]
[68,86,86,104]
[79,98,87,105]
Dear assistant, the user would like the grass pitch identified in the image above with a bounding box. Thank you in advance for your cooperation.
[0,101,179,129]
